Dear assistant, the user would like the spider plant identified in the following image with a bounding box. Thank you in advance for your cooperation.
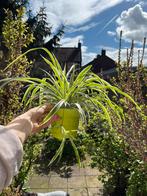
[0,47,140,166]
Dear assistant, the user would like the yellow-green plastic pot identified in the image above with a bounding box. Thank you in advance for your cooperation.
[51,108,80,140]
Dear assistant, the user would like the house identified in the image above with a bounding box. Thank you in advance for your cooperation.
[83,49,117,74]
[30,42,82,77]
[52,42,82,70]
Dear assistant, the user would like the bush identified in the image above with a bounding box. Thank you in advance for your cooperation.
[83,107,147,195]
[0,7,34,124]
[0,8,34,195]
[83,37,147,195]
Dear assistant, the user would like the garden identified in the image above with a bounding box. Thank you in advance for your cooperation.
[0,2,147,196]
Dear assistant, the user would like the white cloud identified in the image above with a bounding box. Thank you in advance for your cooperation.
[98,15,118,35]
[139,1,147,7]
[125,0,146,4]
[82,46,97,65]
[66,22,99,33]
[107,31,116,36]
[60,35,84,47]
[30,0,123,31]
[125,0,147,6]
[116,4,147,42]
[125,0,140,2]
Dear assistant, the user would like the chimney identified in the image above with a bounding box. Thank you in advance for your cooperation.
[78,41,81,49]
[101,49,106,56]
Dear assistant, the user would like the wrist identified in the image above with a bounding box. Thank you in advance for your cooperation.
[6,116,33,143]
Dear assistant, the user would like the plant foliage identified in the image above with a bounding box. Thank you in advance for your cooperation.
[83,33,147,196]
[0,8,34,124]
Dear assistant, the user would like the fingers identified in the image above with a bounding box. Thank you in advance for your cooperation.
[37,104,53,114]
[32,115,60,133]
[26,104,53,124]
[28,104,53,116]
[22,104,60,133]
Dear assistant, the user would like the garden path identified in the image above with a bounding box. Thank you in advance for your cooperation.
[26,160,103,196]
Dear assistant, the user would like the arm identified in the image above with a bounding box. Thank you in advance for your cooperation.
[0,105,59,192]
[0,125,23,192]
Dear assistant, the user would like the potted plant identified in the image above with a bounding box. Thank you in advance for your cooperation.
[0,47,140,165]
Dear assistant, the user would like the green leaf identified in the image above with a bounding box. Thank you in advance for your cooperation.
[69,137,81,167]
[42,99,66,125]
[90,97,112,129]
[22,83,35,105]
[25,85,40,106]
[74,103,86,124]
[66,64,76,79]
[48,138,65,166]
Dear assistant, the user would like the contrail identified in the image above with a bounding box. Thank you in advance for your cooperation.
[97,15,118,35]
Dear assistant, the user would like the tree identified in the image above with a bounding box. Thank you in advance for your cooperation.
[27,6,64,49]
[0,1,64,50]
[44,24,65,50]
[0,0,29,33]
[27,6,52,47]
[0,8,36,195]
[0,8,34,124]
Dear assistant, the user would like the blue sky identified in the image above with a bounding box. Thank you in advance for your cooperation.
[30,0,147,65]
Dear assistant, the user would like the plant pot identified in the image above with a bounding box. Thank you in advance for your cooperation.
[51,108,80,140]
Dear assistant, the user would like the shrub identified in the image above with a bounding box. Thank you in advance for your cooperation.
[0,8,34,195]
[83,36,147,195]
[0,7,34,124]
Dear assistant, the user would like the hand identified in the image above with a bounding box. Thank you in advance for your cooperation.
[24,105,60,133]
[5,105,59,143]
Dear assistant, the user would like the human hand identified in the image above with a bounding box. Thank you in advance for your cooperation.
[24,105,60,133]
[6,105,59,143]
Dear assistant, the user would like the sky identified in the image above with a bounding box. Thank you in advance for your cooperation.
[29,0,147,66]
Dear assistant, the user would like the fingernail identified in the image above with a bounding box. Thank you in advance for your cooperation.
[52,115,60,121]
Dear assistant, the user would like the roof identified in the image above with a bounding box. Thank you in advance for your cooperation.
[83,50,116,73]
[43,42,82,67]
[52,47,82,64]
